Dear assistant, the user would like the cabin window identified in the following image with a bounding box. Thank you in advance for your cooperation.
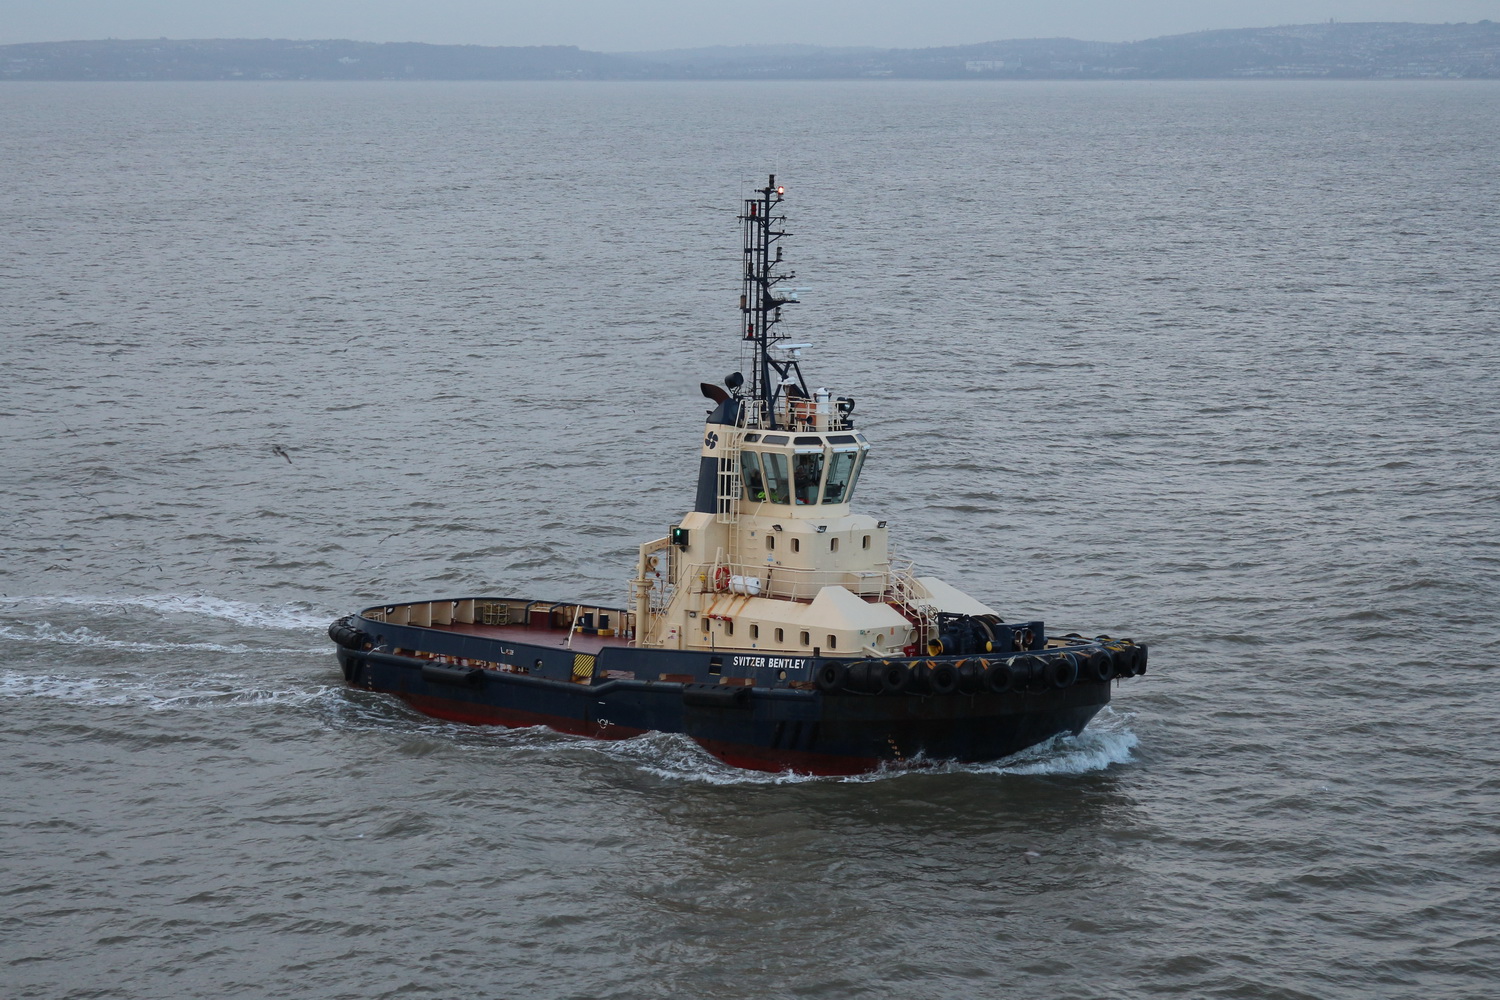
[725,620,734,636]
[775,628,784,643]
[702,617,711,633]
[793,452,825,505]
[800,631,810,646]
[766,535,775,551]
[759,452,791,505]
[741,451,766,501]
[827,635,837,649]
[830,538,839,552]
[791,538,801,553]
[751,624,760,639]
[863,534,871,549]
[822,449,861,504]
[876,633,885,646]
[762,435,789,445]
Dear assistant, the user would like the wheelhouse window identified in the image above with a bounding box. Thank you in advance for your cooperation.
[759,452,791,505]
[793,452,825,505]
[822,449,863,504]
[741,451,766,501]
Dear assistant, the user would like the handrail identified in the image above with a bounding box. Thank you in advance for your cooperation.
[689,558,890,602]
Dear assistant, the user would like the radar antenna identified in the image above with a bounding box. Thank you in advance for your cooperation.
[738,175,808,429]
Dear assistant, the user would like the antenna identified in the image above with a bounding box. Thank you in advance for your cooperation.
[737,174,806,429]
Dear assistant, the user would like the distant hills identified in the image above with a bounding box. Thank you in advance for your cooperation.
[4,22,1498,81]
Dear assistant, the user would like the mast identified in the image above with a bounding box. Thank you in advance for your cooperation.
[738,175,805,429]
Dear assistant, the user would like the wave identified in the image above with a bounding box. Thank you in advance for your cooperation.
[0,593,334,633]
[488,708,1139,785]
[0,622,325,655]
[0,667,338,711]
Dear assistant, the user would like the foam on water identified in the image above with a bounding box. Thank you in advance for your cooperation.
[0,621,325,656]
[0,666,338,711]
[0,593,336,633]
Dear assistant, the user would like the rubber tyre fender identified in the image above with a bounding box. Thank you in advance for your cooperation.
[815,660,848,694]
[929,662,960,695]
[905,659,931,694]
[879,660,912,695]
[1088,648,1116,683]
[1045,653,1079,690]
[984,658,1016,694]
[956,658,986,694]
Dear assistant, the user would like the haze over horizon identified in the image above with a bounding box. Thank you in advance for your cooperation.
[3,0,1497,52]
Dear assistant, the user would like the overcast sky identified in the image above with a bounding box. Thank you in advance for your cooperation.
[4,1,1496,51]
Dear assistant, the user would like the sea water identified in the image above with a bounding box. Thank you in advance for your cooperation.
[2,80,1498,999]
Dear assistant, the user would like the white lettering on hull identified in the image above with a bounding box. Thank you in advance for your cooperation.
[731,655,811,672]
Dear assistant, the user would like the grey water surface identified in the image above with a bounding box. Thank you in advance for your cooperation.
[2,80,1498,999]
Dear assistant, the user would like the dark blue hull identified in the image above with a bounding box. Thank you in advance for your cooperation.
[329,602,1141,775]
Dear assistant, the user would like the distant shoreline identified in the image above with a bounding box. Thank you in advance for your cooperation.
[4,22,1498,81]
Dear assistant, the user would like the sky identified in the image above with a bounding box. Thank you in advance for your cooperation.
[3,1,1496,51]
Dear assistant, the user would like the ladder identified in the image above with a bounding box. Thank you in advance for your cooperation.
[716,431,742,525]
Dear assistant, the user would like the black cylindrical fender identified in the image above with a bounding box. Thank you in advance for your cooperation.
[1044,653,1078,690]
[1085,647,1116,683]
[815,660,849,694]
[985,659,1015,694]
[421,663,484,688]
[879,660,912,695]
[683,683,751,708]
[929,661,960,695]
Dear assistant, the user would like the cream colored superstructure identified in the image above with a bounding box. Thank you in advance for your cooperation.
[630,418,998,657]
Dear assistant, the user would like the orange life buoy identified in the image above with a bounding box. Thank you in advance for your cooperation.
[714,566,731,592]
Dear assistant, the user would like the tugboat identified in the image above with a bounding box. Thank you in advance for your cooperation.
[328,176,1145,775]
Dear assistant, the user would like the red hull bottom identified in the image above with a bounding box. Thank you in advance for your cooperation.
[399,694,878,775]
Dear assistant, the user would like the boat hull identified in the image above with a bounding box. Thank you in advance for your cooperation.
[333,636,1115,775]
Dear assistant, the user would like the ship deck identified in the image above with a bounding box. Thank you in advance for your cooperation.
[421,620,633,655]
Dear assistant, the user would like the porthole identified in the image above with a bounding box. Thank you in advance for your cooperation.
[800,631,810,646]
[767,536,775,550]
[775,628,784,642]
[751,624,760,639]
[862,535,871,549]
[827,635,837,649]
[791,538,801,553]
[830,538,839,552]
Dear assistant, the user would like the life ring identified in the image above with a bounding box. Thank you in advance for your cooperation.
[713,566,731,592]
